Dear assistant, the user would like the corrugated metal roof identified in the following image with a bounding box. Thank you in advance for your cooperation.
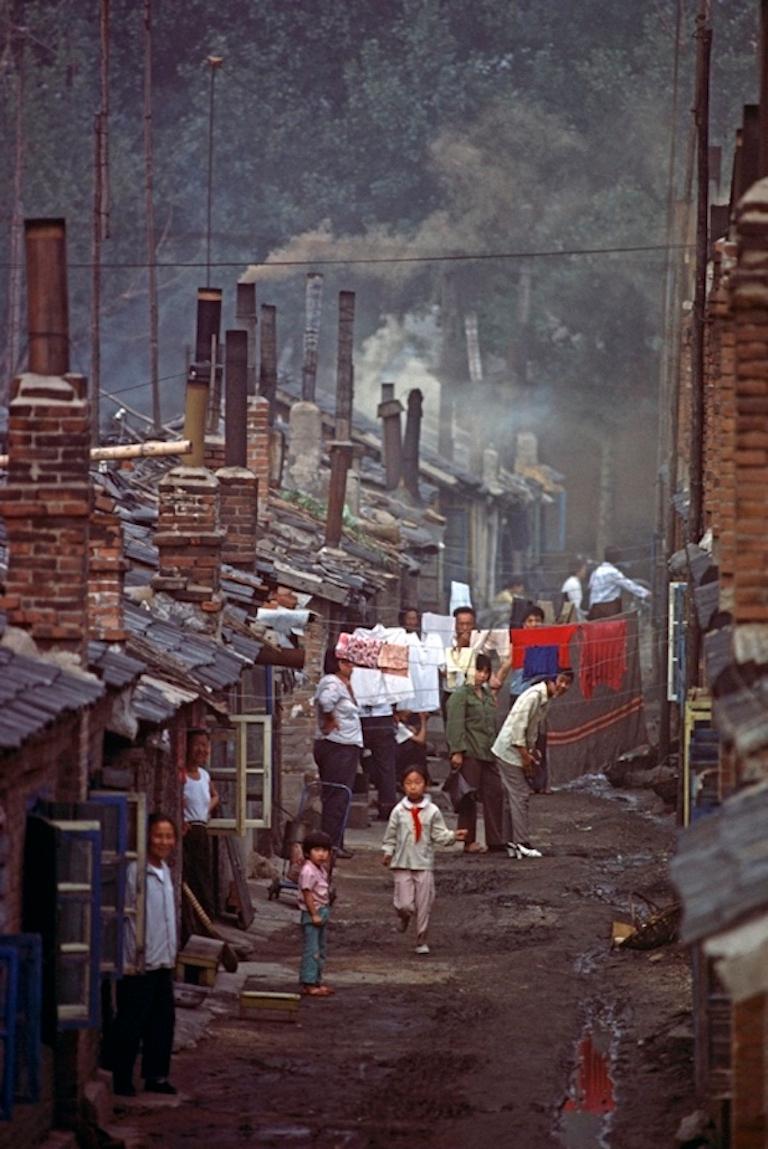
[672,780,768,943]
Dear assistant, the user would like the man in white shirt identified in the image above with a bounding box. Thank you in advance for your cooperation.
[561,558,587,621]
[182,727,219,930]
[587,546,650,620]
[492,671,573,858]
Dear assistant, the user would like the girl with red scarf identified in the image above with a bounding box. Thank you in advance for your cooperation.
[381,767,466,955]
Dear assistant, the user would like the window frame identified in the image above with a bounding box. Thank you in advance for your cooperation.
[0,944,19,1121]
[0,934,42,1109]
[208,715,273,835]
[86,792,129,978]
[50,820,102,1030]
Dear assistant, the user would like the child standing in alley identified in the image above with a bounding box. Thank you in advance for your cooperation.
[298,830,335,997]
[382,767,466,955]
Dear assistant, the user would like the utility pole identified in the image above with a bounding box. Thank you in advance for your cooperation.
[5,6,25,398]
[205,55,223,287]
[90,0,109,442]
[688,0,712,547]
[655,0,684,768]
[144,0,161,433]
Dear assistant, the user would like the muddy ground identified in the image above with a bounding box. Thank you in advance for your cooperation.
[116,779,694,1149]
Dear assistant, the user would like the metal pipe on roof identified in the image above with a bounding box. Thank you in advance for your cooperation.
[25,219,70,376]
[224,329,248,467]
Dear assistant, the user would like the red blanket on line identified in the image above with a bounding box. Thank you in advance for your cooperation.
[578,620,627,699]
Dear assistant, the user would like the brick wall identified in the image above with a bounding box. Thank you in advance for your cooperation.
[731,992,767,1149]
[730,179,768,625]
[0,374,91,659]
[712,242,738,614]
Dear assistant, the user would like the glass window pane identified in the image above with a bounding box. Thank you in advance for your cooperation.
[57,959,88,1009]
[210,731,237,820]
[57,901,90,947]
[57,838,92,887]
[101,863,118,911]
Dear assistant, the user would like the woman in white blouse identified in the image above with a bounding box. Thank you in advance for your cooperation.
[313,647,363,856]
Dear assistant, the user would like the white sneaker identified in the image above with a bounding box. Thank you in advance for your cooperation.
[415,943,430,955]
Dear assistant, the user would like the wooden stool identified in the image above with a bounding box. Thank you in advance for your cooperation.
[176,935,224,987]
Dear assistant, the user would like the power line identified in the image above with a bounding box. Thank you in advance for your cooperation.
[0,242,692,273]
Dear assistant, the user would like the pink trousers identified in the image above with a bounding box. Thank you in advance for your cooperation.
[392,869,435,937]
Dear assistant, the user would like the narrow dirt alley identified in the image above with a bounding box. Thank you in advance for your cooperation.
[116,781,693,1149]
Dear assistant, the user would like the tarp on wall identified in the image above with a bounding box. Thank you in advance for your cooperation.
[546,614,647,785]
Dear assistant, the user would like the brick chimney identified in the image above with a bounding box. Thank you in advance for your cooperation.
[89,488,128,642]
[0,220,91,660]
[247,394,271,522]
[153,468,224,615]
[1,373,91,659]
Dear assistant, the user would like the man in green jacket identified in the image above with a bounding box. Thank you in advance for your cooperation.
[445,653,506,854]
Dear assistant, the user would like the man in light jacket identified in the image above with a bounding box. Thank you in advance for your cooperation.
[492,671,573,858]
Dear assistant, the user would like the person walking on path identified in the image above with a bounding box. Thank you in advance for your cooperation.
[298,830,335,997]
[587,545,650,620]
[445,653,506,854]
[492,671,573,858]
[112,813,179,1098]
[382,766,467,955]
[182,728,219,932]
[313,649,362,859]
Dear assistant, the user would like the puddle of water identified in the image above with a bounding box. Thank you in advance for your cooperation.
[557,1021,616,1148]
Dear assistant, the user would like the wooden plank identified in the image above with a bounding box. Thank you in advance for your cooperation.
[224,836,255,930]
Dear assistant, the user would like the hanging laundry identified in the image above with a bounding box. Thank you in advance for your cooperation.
[510,624,579,669]
[522,645,560,681]
[578,620,628,699]
[377,643,410,676]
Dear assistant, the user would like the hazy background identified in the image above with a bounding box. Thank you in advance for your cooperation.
[0,0,759,560]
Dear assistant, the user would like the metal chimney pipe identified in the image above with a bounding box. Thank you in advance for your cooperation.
[225,329,248,467]
[377,382,403,491]
[195,286,222,365]
[236,281,257,395]
[301,272,324,401]
[335,290,355,441]
[402,388,423,500]
[25,219,70,375]
[325,442,354,548]
[182,365,208,466]
[259,303,278,421]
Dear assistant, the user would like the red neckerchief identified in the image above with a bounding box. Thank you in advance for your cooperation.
[406,799,426,842]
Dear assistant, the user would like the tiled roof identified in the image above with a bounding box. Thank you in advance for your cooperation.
[88,641,146,688]
[0,645,104,751]
[672,780,768,943]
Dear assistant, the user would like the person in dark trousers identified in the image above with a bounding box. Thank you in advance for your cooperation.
[182,727,219,935]
[445,653,506,853]
[112,813,178,1097]
[313,648,362,858]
